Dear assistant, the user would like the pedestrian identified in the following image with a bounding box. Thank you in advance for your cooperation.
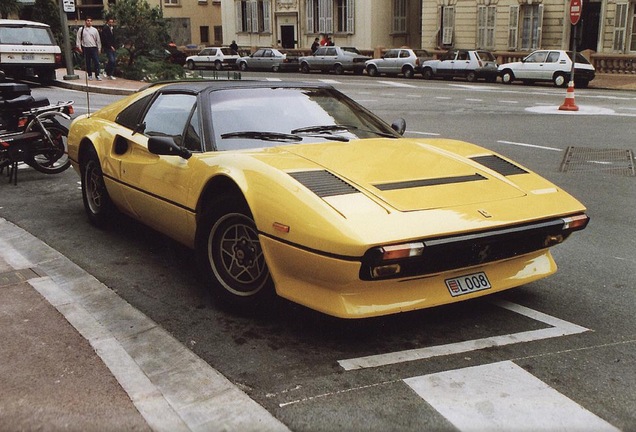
[230,40,238,55]
[320,34,328,46]
[101,18,117,80]
[311,37,319,53]
[76,17,102,81]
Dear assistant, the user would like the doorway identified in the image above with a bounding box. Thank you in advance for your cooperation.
[280,25,295,49]
[574,0,601,51]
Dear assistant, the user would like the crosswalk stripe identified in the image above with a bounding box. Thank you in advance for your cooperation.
[338,300,589,370]
[404,361,619,431]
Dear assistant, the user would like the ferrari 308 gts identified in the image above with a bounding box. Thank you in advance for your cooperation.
[67,81,589,318]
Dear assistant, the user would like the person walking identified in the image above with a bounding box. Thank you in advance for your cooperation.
[76,17,102,81]
[101,18,117,80]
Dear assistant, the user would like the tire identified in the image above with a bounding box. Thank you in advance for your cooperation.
[239,62,248,71]
[403,67,414,79]
[501,70,514,84]
[367,65,378,77]
[196,196,274,308]
[186,60,195,70]
[25,121,70,174]
[81,147,115,228]
[334,64,344,75]
[214,61,223,71]
[301,62,311,74]
[466,71,477,82]
[553,73,568,87]
[422,67,433,80]
[272,65,280,72]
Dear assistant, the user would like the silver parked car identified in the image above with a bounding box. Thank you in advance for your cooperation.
[185,47,240,71]
[498,50,596,88]
[236,48,299,72]
[364,48,432,79]
[299,46,370,75]
[421,49,499,82]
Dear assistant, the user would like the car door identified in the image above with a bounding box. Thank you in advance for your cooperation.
[450,50,471,77]
[200,48,215,68]
[323,47,338,71]
[519,51,548,80]
[436,51,457,77]
[378,49,399,73]
[541,51,564,79]
[251,48,265,69]
[118,92,201,243]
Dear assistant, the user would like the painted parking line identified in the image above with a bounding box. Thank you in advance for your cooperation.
[497,140,562,152]
[377,80,418,88]
[405,361,619,431]
[338,300,589,370]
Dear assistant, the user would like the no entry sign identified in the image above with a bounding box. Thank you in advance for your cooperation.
[570,0,582,25]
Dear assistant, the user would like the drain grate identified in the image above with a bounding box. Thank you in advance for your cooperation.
[560,147,635,176]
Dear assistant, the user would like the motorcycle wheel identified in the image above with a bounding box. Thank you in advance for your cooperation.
[25,121,71,174]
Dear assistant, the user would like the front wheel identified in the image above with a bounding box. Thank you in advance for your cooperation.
[501,70,514,84]
[25,120,70,174]
[186,60,195,70]
[81,147,115,228]
[214,61,223,71]
[422,68,433,80]
[301,63,311,74]
[196,197,274,308]
[553,73,568,87]
[334,64,344,75]
[367,65,378,77]
[403,67,414,79]
[466,71,477,82]
[239,62,248,71]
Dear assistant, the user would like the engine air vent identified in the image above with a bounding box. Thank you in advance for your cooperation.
[289,170,359,197]
[471,155,528,176]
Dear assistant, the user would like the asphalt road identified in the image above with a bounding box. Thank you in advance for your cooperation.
[1,76,634,431]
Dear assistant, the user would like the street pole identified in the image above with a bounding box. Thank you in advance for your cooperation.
[570,23,577,83]
[58,0,79,80]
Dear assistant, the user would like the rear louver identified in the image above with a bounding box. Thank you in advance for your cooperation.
[471,155,528,176]
[288,170,359,197]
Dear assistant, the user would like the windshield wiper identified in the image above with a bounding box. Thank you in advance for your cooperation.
[221,131,301,142]
[291,124,356,134]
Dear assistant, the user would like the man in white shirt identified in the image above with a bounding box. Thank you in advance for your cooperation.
[76,17,102,81]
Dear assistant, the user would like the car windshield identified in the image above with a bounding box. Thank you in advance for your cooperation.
[209,87,399,150]
[0,25,56,45]
[566,51,592,64]
[342,47,362,54]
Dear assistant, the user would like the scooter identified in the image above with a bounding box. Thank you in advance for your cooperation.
[0,82,74,185]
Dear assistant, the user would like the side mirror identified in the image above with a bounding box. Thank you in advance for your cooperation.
[148,136,192,159]
[391,118,406,136]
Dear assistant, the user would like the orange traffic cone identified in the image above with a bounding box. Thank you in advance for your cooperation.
[559,81,579,111]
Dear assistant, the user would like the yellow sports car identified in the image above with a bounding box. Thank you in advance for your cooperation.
[67,81,589,319]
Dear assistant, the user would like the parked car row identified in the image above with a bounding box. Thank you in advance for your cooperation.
[185,46,596,88]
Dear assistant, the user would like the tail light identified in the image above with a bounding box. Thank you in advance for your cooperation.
[55,53,62,65]
[17,116,28,129]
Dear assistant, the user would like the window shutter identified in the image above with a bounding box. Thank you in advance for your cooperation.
[508,5,519,50]
[346,0,354,33]
[263,0,271,33]
[236,1,243,32]
[442,6,454,45]
[307,0,315,33]
[613,3,628,51]
[477,6,486,48]
[487,6,496,48]
[535,4,544,48]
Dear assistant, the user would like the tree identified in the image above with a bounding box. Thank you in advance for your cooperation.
[0,0,22,19]
[108,0,171,66]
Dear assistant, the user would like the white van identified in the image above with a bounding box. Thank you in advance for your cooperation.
[0,19,62,83]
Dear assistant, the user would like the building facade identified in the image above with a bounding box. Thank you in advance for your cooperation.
[221,0,636,55]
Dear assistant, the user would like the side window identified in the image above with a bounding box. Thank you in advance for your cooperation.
[315,47,326,55]
[326,47,337,55]
[546,51,560,62]
[142,93,197,146]
[253,49,264,56]
[385,50,398,59]
[183,105,203,152]
[115,94,153,130]
[399,50,409,58]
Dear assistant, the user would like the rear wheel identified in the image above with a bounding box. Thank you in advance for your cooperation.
[81,147,115,228]
[403,66,414,79]
[466,71,477,82]
[25,121,70,174]
[196,196,274,308]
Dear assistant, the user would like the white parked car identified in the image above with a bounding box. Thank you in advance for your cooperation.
[185,47,240,71]
[498,50,596,88]
[420,49,498,82]
[0,19,61,83]
[365,48,432,79]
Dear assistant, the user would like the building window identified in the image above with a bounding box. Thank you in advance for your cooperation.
[393,0,407,33]
[200,26,209,44]
[235,0,271,34]
[508,5,519,49]
[440,6,454,46]
[613,3,628,51]
[306,0,354,34]
[520,4,543,50]
[214,26,223,44]
[164,0,179,6]
[477,5,496,49]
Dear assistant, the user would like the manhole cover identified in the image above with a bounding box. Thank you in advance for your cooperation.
[560,147,635,176]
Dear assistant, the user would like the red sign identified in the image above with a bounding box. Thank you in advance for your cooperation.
[570,0,582,25]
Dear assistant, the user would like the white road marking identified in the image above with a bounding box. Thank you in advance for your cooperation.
[497,140,562,152]
[338,300,589,370]
[265,77,282,81]
[526,104,636,116]
[318,79,340,84]
[405,361,619,432]
[435,96,452,100]
[466,98,483,102]
[406,131,441,136]
[377,80,417,88]
[498,100,519,104]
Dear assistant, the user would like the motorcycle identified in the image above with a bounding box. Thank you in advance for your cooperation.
[0,82,74,185]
